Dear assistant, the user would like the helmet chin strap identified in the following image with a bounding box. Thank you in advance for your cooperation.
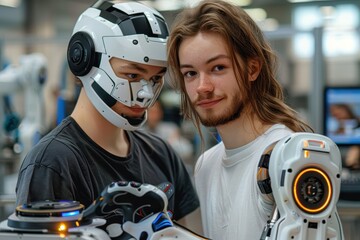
[123,114,146,126]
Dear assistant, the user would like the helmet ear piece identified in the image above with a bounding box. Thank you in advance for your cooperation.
[67,32,95,76]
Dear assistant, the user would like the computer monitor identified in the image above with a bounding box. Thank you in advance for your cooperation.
[323,86,360,146]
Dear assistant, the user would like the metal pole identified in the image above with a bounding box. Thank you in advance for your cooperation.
[310,27,325,134]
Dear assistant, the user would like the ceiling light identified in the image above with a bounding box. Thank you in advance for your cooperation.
[227,0,252,7]
[259,18,279,31]
[153,0,184,11]
[0,0,20,8]
[184,0,202,8]
[244,8,267,22]
[288,0,331,3]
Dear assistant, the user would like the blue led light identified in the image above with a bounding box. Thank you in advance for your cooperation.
[61,210,80,217]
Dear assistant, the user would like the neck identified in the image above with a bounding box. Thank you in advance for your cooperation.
[216,113,271,149]
[71,89,129,156]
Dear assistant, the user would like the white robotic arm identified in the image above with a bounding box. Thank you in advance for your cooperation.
[0,53,47,158]
[0,53,47,94]
[261,132,344,240]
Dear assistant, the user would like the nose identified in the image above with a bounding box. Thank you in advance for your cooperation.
[196,73,214,93]
[137,79,154,99]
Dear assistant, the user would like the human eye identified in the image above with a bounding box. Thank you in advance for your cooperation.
[126,73,138,80]
[213,65,225,72]
[182,71,197,79]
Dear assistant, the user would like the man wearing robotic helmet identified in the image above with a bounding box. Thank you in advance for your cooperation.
[16,1,200,238]
[67,0,169,130]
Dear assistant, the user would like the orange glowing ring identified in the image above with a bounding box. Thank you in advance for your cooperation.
[293,168,332,214]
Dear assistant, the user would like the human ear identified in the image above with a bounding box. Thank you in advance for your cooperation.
[248,58,261,81]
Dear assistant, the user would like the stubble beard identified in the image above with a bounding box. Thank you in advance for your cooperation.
[198,96,244,127]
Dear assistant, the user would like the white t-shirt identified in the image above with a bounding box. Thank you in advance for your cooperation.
[194,124,293,240]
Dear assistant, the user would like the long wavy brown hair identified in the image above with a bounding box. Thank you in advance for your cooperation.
[167,0,313,139]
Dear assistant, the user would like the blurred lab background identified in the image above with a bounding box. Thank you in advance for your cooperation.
[1,0,360,238]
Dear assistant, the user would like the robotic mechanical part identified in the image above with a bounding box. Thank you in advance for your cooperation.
[123,213,208,240]
[0,181,208,240]
[81,181,207,239]
[260,132,344,240]
[8,200,85,231]
[82,181,172,224]
[0,200,110,240]
[0,53,47,157]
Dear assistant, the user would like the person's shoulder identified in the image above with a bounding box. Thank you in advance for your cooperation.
[264,124,293,137]
[24,138,75,161]
[260,124,293,151]
[130,129,176,155]
[21,119,80,167]
[40,117,77,140]
[204,141,224,155]
[195,142,224,163]
[131,128,168,144]
[195,142,224,169]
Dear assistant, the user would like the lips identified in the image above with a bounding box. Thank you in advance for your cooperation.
[197,98,222,109]
[130,107,146,114]
[122,108,146,119]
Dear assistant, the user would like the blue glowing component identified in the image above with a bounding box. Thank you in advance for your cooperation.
[62,210,80,217]
[152,213,172,232]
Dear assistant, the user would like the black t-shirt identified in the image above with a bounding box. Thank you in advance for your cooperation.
[16,117,199,221]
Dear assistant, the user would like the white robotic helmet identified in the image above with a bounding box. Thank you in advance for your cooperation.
[67,0,168,130]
